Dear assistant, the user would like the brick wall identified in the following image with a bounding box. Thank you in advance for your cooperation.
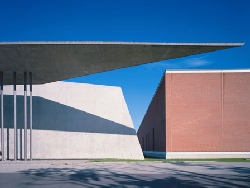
[137,75,166,152]
[223,73,250,151]
[166,71,250,152]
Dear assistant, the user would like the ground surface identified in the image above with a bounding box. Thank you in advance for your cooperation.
[0,160,250,187]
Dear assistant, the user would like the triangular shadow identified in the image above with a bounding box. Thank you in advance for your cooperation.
[3,95,136,135]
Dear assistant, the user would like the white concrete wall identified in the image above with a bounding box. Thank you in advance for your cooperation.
[1,82,143,160]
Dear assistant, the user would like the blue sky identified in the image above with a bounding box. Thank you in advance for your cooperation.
[0,0,249,131]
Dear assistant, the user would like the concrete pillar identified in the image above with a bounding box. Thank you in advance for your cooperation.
[0,72,3,161]
[24,72,27,161]
[13,72,17,161]
[29,72,32,161]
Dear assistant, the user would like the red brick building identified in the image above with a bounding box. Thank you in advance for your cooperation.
[137,70,250,158]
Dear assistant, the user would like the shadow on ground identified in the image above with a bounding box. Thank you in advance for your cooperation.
[1,162,249,187]
[16,167,202,187]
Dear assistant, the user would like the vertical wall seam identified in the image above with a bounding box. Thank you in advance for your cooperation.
[221,72,224,151]
[170,73,172,152]
[165,74,167,152]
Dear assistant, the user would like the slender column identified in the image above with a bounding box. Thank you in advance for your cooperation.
[24,72,27,161]
[13,72,17,161]
[29,72,32,161]
[0,72,3,161]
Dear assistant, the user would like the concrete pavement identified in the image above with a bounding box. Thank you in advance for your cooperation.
[0,160,250,187]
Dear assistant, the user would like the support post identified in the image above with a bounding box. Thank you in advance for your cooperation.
[29,72,32,161]
[0,72,3,161]
[24,72,27,161]
[13,72,17,161]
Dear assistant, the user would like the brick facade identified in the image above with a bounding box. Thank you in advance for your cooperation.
[137,70,250,153]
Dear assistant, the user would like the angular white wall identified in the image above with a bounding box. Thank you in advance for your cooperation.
[1,82,143,160]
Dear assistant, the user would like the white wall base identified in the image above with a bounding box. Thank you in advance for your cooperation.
[167,152,250,159]
[143,151,250,159]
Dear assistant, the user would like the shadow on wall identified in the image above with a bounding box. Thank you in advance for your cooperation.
[3,95,136,135]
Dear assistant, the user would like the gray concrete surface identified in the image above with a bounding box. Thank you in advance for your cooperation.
[0,42,243,84]
[0,160,249,187]
[1,82,143,160]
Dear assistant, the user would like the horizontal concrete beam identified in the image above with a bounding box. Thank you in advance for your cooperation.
[0,42,244,84]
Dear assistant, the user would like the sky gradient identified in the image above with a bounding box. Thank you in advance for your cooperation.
[0,0,249,131]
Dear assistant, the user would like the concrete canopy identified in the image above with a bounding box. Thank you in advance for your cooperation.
[0,42,243,84]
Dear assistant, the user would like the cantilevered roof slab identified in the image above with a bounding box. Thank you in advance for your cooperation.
[0,42,243,84]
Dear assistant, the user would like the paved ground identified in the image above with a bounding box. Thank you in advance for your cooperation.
[0,160,250,187]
